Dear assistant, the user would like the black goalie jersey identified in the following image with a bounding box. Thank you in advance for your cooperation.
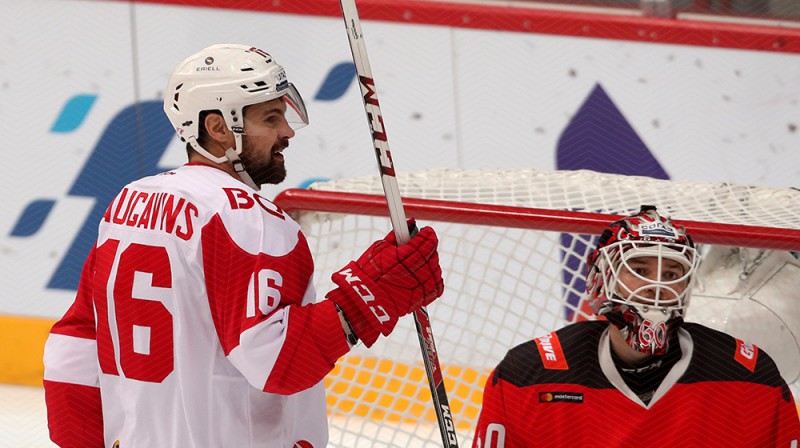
[473,320,800,448]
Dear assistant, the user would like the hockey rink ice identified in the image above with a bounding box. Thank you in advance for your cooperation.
[4,379,797,448]
[0,383,463,448]
[0,384,51,448]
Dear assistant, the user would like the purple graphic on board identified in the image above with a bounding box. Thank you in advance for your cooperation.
[556,83,670,321]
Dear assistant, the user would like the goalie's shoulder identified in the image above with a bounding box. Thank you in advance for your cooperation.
[681,322,785,388]
[493,321,610,389]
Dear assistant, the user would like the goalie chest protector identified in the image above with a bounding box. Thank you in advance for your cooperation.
[481,320,798,447]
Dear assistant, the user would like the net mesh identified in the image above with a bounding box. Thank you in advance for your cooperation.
[283,168,800,447]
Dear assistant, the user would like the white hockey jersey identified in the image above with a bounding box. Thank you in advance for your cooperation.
[43,163,350,448]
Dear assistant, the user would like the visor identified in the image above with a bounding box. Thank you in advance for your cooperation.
[282,83,309,130]
[239,83,309,137]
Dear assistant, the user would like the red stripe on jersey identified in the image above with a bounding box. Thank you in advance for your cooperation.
[43,380,104,448]
[202,215,314,356]
[264,300,349,394]
[50,247,98,341]
[477,379,799,446]
[535,332,569,370]
[734,339,758,373]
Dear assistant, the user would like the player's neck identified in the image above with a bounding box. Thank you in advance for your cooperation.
[188,150,242,183]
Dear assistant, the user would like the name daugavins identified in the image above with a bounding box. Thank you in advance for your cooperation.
[103,187,198,241]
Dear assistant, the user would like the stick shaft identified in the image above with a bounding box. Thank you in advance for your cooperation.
[338,1,459,446]
[340,2,409,243]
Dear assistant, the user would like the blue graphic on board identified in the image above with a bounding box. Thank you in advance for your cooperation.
[50,94,98,133]
[12,93,100,237]
[10,200,57,237]
[556,83,670,321]
[10,76,663,298]
[315,62,356,101]
[9,62,357,292]
[49,101,176,290]
[298,177,332,189]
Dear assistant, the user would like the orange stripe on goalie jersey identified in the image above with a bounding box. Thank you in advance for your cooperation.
[734,339,758,372]
[535,332,569,370]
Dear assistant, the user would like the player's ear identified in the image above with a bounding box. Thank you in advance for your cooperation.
[204,112,231,144]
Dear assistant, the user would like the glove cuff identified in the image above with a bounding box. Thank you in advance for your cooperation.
[335,303,359,348]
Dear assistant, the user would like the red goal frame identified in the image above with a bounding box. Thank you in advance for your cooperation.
[274,188,800,251]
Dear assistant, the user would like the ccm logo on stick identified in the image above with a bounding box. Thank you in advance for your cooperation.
[359,75,395,176]
[440,404,458,446]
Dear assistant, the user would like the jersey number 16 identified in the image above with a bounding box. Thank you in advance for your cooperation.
[94,239,174,383]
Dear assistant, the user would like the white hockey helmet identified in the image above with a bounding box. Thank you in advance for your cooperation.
[163,44,308,166]
[585,205,701,354]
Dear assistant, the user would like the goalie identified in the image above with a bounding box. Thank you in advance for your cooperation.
[473,206,800,447]
[42,44,444,448]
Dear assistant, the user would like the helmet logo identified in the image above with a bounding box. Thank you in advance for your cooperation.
[639,222,678,238]
[197,56,219,72]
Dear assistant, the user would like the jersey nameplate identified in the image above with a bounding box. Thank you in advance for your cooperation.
[103,187,198,240]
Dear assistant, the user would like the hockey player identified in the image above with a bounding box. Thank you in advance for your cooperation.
[473,205,800,447]
[42,44,444,448]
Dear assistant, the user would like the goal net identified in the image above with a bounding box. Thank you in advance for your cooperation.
[272,168,800,447]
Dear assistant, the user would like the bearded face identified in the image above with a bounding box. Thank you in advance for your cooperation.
[239,134,289,185]
[238,98,295,186]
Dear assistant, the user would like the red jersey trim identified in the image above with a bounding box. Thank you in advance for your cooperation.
[535,332,569,370]
[734,339,758,372]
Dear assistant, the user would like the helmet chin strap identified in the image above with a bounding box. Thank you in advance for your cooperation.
[188,133,260,191]
[189,137,227,164]
[227,130,260,191]
[225,147,259,191]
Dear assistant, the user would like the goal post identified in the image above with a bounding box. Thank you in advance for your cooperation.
[273,168,800,447]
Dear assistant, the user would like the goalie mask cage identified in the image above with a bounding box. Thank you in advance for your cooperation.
[272,168,800,447]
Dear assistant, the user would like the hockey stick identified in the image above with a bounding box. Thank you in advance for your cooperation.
[338,1,459,446]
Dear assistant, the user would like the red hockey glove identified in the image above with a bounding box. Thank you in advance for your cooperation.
[327,220,444,347]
